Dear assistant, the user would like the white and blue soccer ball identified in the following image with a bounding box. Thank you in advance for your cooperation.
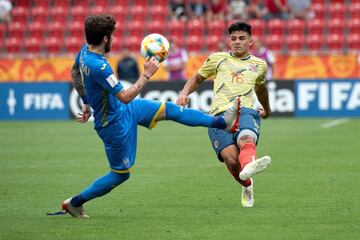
[140,33,170,62]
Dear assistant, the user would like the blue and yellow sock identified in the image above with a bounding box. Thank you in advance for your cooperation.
[71,171,130,207]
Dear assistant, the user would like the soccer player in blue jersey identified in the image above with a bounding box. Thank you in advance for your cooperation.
[177,21,272,207]
[61,15,240,218]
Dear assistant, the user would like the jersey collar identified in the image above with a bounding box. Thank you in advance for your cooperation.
[229,52,251,60]
[87,47,106,59]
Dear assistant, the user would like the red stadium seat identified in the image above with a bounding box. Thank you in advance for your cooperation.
[207,20,226,37]
[347,33,360,50]
[90,0,111,8]
[24,37,42,53]
[124,36,142,53]
[4,37,22,53]
[327,18,344,35]
[349,3,360,19]
[109,6,127,23]
[89,6,105,15]
[45,37,62,53]
[147,20,167,35]
[327,34,344,51]
[287,19,305,36]
[186,36,203,52]
[68,21,84,39]
[312,0,325,3]
[15,0,30,7]
[133,0,148,7]
[113,0,128,7]
[129,5,146,22]
[329,3,346,19]
[5,37,22,53]
[127,20,145,38]
[150,5,167,21]
[347,18,360,35]
[8,22,25,39]
[33,0,49,8]
[50,6,67,24]
[187,19,205,37]
[65,37,83,53]
[312,3,326,19]
[248,19,265,38]
[267,19,285,36]
[306,34,323,51]
[205,35,222,52]
[28,21,45,39]
[307,18,324,35]
[46,22,64,39]
[265,34,283,51]
[153,0,169,5]
[12,6,29,25]
[111,36,122,52]
[70,6,88,23]
[30,6,49,23]
[286,35,304,52]
[168,20,185,39]
[52,0,70,8]
[72,0,88,7]
[113,21,126,39]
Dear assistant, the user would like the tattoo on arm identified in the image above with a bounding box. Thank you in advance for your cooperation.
[71,63,85,97]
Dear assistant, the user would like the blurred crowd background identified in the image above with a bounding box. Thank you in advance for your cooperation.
[0,0,359,81]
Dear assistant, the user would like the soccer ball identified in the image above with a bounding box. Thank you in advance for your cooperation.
[140,33,170,62]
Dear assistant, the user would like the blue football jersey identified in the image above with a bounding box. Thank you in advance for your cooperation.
[75,45,125,129]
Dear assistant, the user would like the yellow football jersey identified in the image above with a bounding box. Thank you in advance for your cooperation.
[198,52,267,115]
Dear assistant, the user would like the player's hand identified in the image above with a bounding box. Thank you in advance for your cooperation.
[143,56,160,79]
[176,94,190,106]
[257,106,270,119]
[76,104,91,123]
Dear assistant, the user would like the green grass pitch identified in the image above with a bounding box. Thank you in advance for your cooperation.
[0,118,359,240]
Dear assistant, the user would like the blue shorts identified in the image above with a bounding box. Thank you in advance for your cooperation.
[96,99,164,173]
[208,107,261,162]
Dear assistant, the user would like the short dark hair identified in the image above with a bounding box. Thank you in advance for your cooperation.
[228,21,251,35]
[84,14,116,45]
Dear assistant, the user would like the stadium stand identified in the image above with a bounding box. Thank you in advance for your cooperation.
[1,0,359,54]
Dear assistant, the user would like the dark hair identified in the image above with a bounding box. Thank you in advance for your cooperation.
[228,21,251,35]
[84,14,116,45]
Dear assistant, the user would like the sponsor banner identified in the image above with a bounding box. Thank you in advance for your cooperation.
[1,54,359,82]
[295,80,360,117]
[69,80,295,119]
[0,83,70,120]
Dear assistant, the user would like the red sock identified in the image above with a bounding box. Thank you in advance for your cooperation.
[238,142,256,169]
[225,164,252,187]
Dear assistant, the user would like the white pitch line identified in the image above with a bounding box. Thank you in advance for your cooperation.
[321,118,349,129]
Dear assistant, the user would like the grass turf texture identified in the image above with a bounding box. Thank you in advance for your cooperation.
[0,119,359,240]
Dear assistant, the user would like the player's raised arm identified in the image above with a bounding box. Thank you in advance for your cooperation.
[176,73,207,106]
[115,57,160,104]
[254,82,271,119]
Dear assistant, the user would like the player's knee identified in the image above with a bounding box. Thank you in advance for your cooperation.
[112,172,130,187]
[165,102,181,120]
[237,130,257,147]
[223,154,239,169]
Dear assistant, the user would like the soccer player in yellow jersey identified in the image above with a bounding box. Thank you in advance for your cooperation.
[176,21,271,207]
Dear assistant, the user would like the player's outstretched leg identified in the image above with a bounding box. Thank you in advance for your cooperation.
[165,97,240,132]
[62,171,130,218]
